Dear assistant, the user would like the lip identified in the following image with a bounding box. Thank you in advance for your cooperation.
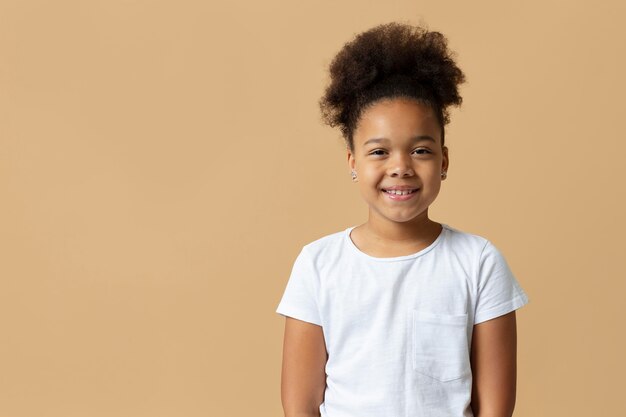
[381,185,419,191]
[382,188,419,201]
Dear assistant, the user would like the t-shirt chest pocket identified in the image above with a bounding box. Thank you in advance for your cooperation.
[412,309,471,382]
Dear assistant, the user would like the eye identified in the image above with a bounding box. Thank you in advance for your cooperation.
[368,148,432,157]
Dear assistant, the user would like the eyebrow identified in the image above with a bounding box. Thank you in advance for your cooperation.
[363,136,436,146]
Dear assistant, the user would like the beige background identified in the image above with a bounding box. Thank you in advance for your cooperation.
[1,1,624,416]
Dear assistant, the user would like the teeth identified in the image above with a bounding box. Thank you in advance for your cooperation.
[385,189,415,195]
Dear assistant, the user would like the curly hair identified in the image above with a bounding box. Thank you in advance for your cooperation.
[319,22,466,152]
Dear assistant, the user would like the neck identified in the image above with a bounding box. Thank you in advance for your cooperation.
[364,210,440,244]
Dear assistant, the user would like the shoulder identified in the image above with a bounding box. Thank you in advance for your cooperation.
[441,223,492,255]
[301,227,348,258]
[292,227,352,275]
[440,224,514,275]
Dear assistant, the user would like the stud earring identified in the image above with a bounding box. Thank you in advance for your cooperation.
[351,169,357,181]
[441,171,447,179]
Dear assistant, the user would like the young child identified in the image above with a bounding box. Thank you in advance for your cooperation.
[276,22,529,417]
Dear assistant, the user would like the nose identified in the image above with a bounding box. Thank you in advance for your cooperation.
[387,153,415,177]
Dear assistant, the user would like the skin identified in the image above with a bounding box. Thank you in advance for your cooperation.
[347,97,448,255]
[470,310,518,417]
[280,96,518,417]
[280,318,327,417]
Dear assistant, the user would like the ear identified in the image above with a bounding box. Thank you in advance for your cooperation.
[441,146,449,173]
[347,148,355,171]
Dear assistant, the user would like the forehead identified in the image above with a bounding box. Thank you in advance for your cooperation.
[354,98,440,146]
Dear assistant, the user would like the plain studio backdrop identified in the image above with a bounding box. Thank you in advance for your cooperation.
[1,1,624,416]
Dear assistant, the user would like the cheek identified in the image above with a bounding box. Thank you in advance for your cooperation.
[358,166,380,180]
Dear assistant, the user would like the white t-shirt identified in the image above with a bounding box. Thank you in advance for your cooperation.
[275,223,530,417]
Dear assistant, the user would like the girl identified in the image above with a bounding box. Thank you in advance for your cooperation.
[276,21,529,417]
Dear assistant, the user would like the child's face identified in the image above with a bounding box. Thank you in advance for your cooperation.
[348,97,449,226]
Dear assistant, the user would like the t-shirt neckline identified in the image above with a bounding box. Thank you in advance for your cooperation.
[344,223,448,262]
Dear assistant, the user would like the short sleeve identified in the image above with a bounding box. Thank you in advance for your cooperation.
[275,246,323,326]
[474,240,530,324]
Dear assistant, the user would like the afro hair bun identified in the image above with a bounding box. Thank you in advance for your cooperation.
[319,22,466,150]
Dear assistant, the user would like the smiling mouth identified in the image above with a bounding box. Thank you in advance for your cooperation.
[382,189,419,195]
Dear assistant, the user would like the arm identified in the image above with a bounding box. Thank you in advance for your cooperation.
[470,310,518,417]
[280,316,328,417]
